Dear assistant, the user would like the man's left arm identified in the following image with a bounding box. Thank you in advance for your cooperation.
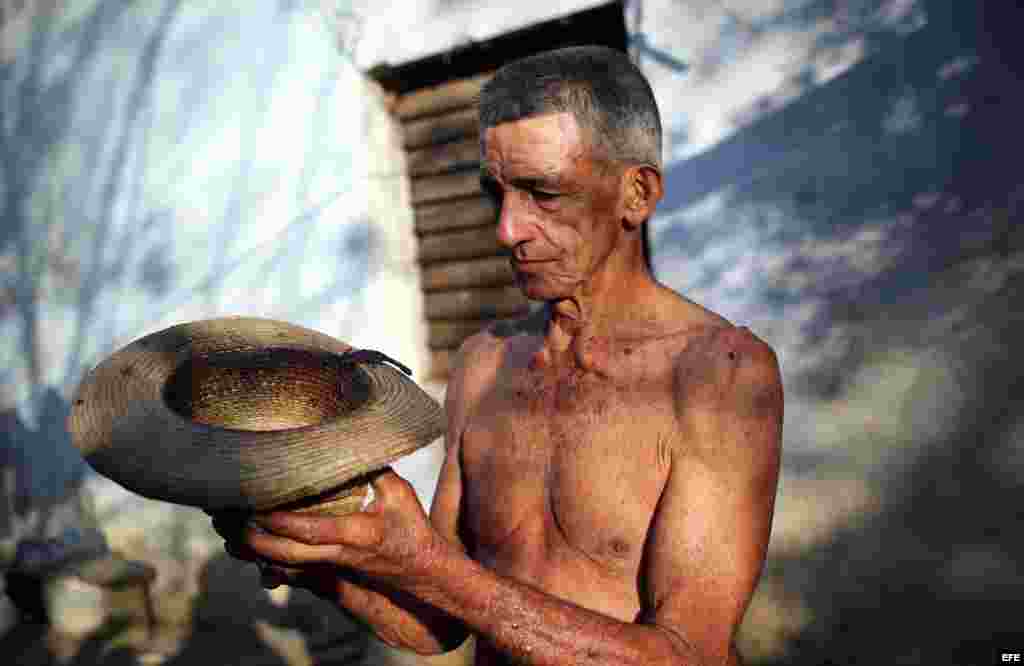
[241,327,782,665]
[637,326,784,664]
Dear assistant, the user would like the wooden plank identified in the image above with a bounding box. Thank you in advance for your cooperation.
[395,72,492,121]
[415,197,496,235]
[417,224,501,265]
[411,170,483,206]
[422,255,514,292]
[427,319,495,349]
[407,137,480,178]
[424,285,528,320]
[403,107,479,149]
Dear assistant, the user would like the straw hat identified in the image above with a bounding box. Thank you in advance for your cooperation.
[68,317,445,515]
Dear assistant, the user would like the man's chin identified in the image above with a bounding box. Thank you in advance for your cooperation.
[515,273,571,302]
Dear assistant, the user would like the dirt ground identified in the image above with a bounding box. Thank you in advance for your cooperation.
[1,548,475,666]
[0,474,858,666]
[4,450,1021,665]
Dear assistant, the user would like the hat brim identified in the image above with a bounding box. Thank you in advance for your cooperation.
[68,317,445,512]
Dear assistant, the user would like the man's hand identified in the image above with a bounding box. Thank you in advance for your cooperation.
[213,469,446,591]
[210,469,466,655]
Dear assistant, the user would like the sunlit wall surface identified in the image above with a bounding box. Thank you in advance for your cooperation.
[633,1,1022,662]
[0,0,429,615]
[1,3,391,406]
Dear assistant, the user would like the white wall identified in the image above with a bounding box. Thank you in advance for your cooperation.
[1,0,437,591]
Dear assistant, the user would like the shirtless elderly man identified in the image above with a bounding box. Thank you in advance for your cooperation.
[218,46,783,665]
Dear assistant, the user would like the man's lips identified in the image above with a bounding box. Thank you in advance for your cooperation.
[510,255,554,266]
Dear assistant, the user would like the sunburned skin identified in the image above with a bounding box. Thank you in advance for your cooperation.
[456,304,768,665]
[221,107,783,666]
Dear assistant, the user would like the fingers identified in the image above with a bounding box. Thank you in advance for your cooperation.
[216,518,382,571]
[212,506,382,548]
[209,471,428,579]
[212,526,312,591]
[246,523,358,567]
[224,533,352,592]
[253,511,383,549]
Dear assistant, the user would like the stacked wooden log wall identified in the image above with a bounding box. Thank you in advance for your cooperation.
[394,72,529,379]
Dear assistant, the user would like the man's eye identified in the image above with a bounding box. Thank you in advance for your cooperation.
[532,190,560,202]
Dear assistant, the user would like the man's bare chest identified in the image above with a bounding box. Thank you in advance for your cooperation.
[459,344,676,577]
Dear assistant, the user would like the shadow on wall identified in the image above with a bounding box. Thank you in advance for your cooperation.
[759,255,1024,664]
[2,3,382,661]
[647,1,1024,662]
[0,0,187,397]
[654,4,987,327]
[1,0,373,406]
[1,4,191,645]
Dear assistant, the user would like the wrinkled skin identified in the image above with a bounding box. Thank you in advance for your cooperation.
[215,112,783,666]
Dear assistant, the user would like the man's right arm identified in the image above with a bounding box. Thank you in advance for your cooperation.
[318,329,492,654]
[215,332,492,655]
[429,328,490,556]
[403,328,498,651]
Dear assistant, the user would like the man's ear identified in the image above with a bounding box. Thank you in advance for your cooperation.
[621,165,663,229]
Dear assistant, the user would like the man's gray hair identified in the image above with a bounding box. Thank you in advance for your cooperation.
[479,45,662,169]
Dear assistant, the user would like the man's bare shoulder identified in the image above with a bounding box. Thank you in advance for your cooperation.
[444,331,497,432]
[446,311,544,420]
[452,316,527,371]
[670,323,782,406]
[669,323,784,459]
[452,310,546,374]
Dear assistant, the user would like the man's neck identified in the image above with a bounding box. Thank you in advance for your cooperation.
[536,265,662,370]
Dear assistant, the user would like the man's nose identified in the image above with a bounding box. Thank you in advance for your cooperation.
[495,195,531,250]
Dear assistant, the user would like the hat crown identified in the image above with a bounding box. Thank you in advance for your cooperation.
[162,347,373,433]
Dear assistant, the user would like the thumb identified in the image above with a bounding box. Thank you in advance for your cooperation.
[365,467,420,511]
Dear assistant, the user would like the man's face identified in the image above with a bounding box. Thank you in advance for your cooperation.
[480,113,624,302]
